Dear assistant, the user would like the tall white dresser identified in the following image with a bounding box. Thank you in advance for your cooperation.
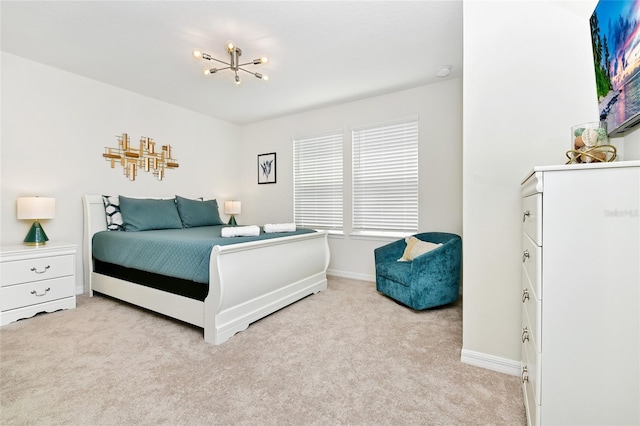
[520,161,639,426]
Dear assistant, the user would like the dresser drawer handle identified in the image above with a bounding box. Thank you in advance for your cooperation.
[30,287,51,297]
[522,327,530,343]
[522,210,530,222]
[30,265,51,274]
[521,365,529,384]
[522,250,530,263]
[522,289,530,303]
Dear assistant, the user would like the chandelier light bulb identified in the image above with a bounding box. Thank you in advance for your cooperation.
[261,56,268,64]
[235,75,241,85]
[227,42,235,52]
[193,49,203,59]
[263,75,269,81]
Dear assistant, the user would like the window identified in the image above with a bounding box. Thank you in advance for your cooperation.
[293,132,343,231]
[352,118,418,234]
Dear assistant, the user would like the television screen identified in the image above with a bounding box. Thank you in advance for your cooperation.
[591,0,640,136]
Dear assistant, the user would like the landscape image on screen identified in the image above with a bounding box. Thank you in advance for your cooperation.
[591,0,640,136]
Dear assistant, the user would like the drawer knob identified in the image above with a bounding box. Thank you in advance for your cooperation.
[522,327,530,343]
[522,250,530,263]
[522,210,531,222]
[30,287,51,297]
[30,265,51,274]
[522,289,530,303]
[521,365,529,384]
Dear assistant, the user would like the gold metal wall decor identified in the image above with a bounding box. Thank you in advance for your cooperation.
[103,133,179,181]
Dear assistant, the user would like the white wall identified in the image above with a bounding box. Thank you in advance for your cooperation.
[623,131,640,159]
[0,53,241,292]
[460,0,634,370]
[239,79,463,280]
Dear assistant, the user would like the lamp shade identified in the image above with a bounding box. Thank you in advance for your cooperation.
[17,197,56,220]
[224,200,241,215]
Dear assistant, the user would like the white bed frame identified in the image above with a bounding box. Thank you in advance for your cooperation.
[82,195,329,344]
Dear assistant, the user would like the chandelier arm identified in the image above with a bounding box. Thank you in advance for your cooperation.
[214,66,231,72]
[238,67,259,76]
[205,56,231,66]
[237,61,261,67]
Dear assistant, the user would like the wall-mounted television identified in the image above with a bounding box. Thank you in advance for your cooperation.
[591,0,640,137]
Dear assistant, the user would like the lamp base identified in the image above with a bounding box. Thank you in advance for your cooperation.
[228,216,237,226]
[24,220,49,246]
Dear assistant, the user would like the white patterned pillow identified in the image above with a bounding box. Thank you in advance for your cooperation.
[102,195,124,231]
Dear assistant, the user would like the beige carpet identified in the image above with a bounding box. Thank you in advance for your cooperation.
[1,277,525,425]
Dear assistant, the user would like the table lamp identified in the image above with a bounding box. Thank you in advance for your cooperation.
[224,200,241,226]
[17,197,56,245]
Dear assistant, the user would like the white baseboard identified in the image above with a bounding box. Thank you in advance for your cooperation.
[327,268,375,283]
[461,349,520,376]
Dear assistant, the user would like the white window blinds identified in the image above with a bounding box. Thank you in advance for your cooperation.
[352,118,418,234]
[293,132,343,230]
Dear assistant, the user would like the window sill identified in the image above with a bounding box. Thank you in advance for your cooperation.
[349,231,415,242]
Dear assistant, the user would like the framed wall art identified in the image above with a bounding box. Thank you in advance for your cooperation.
[258,152,277,184]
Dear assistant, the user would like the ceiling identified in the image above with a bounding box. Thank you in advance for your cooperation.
[1,1,463,125]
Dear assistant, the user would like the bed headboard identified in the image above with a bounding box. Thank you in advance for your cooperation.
[82,195,107,292]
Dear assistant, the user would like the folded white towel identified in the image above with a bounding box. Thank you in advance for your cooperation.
[221,225,260,238]
[264,223,297,233]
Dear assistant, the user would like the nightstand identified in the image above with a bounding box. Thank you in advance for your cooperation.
[1,242,77,326]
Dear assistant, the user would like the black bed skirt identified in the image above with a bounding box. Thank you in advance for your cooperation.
[93,259,209,301]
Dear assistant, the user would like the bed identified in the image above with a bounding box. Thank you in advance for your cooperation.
[82,194,330,344]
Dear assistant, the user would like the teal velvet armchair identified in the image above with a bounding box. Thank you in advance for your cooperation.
[374,232,462,310]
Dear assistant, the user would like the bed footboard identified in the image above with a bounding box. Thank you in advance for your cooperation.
[205,231,329,344]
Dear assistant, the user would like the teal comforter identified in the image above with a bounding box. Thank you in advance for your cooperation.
[92,226,315,283]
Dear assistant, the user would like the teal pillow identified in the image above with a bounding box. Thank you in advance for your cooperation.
[119,196,183,231]
[175,195,224,227]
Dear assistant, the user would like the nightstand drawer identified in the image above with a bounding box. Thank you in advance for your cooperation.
[0,276,75,311]
[0,254,74,287]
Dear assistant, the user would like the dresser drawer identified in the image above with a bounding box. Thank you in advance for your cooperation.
[521,232,542,299]
[521,274,541,352]
[522,337,541,406]
[0,254,74,287]
[522,358,540,426]
[0,276,75,311]
[522,193,542,246]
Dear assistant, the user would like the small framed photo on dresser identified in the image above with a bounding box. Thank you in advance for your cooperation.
[258,152,276,184]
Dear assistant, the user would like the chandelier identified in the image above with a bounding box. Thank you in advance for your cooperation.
[193,42,268,85]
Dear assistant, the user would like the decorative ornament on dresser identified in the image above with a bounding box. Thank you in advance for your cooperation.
[103,133,179,181]
[566,122,616,164]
